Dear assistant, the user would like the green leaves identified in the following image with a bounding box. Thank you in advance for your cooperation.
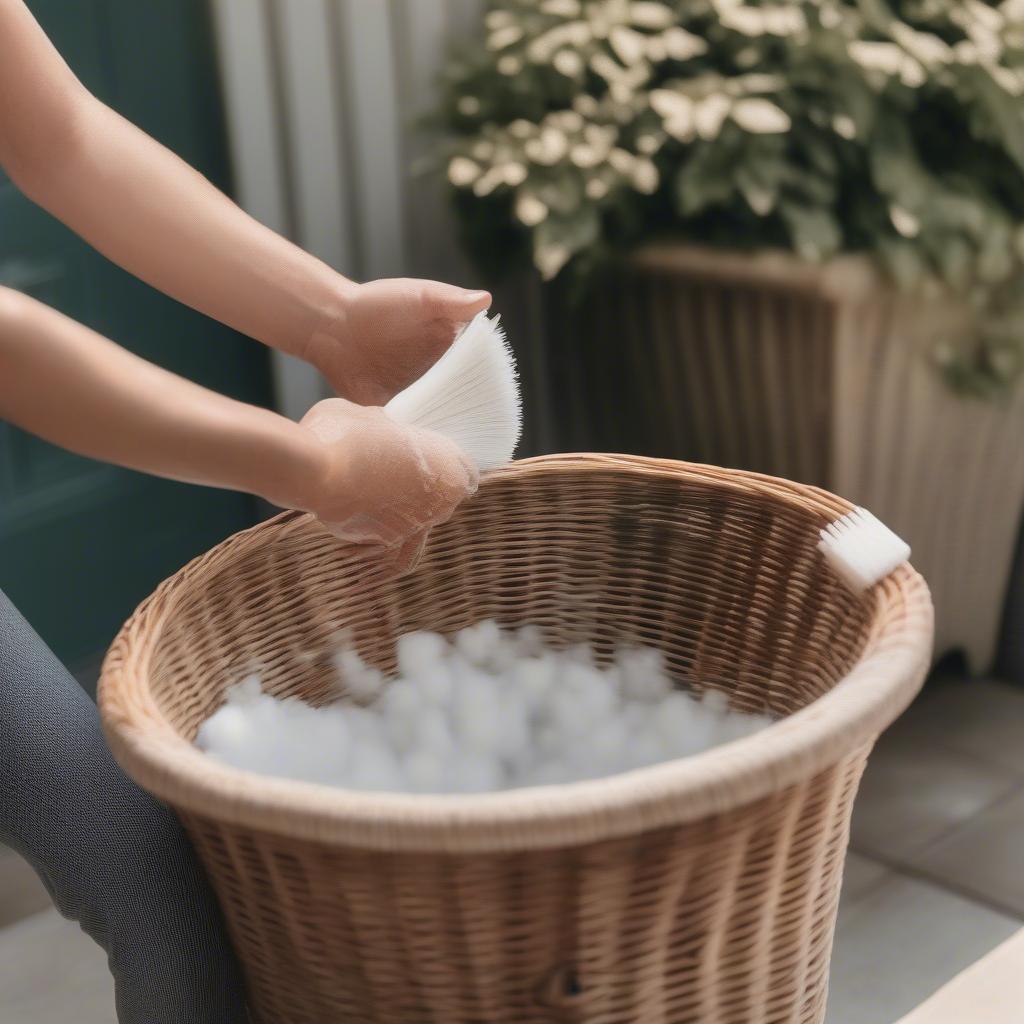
[780,201,842,262]
[878,239,928,286]
[957,63,1024,174]
[533,207,601,279]
[436,0,1024,394]
[673,137,742,214]
[736,157,785,216]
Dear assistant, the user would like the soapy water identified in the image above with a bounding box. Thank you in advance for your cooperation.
[196,620,774,794]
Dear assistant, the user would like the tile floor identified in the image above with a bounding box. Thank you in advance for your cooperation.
[1,676,1022,1023]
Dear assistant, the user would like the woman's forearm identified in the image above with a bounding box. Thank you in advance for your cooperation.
[0,288,325,510]
[29,99,354,361]
[0,0,353,361]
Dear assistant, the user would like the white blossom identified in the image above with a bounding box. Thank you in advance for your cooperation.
[629,1,675,29]
[631,157,660,194]
[694,94,732,139]
[447,156,480,187]
[731,97,791,133]
[890,205,920,239]
[832,113,857,140]
[487,25,524,51]
[663,26,709,60]
[536,242,572,279]
[525,126,570,164]
[554,48,585,76]
[610,25,647,65]
[497,54,523,75]
[540,0,582,15]
[515,193,548,227]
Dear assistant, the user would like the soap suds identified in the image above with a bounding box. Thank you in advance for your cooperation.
[196,621,773,793]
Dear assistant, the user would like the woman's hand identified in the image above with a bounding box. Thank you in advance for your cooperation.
[298,398,479,574]
[0,289,474,578]
[306,279,491,406]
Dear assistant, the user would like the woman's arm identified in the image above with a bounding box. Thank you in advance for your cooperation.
[0,288,477,572]
[0,0,349,365]
[0,0,489,404]
[0,288,323,510]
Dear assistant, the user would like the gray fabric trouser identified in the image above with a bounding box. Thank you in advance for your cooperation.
[0,589,247,1022]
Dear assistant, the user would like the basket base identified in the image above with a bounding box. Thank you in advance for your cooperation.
[182,751,865,1024]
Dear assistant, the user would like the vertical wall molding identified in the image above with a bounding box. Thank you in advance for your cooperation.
[332,1,408,281]
[210,0,323,419]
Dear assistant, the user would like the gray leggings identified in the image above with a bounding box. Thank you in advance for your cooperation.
[0,589,247,1023]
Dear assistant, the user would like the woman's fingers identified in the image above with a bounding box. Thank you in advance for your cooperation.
[317,508,409,547]
[412,430,480,526]
[298,400,478,547]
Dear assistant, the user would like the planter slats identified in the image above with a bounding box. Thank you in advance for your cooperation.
[553,246,1024,672]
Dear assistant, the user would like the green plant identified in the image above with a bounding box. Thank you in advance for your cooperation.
[437,0,1024,395]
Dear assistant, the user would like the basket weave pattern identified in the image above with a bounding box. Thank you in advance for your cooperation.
[100,455,932,1024]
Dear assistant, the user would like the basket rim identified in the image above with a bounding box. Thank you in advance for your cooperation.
[99,454,933,853]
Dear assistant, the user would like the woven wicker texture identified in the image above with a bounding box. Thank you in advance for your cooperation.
[99,454,933,1024]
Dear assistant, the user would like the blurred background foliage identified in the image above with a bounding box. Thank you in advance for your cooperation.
[437,0,1024,395]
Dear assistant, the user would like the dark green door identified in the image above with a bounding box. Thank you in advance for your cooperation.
[0,0,273,672]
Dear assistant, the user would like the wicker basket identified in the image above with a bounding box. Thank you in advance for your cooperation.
[99,454,932,1024]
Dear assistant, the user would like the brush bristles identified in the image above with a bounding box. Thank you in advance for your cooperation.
[818,507,911,592]
[384,311,522,470]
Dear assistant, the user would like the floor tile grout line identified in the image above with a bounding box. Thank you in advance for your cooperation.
[849,845,1024,924]
[859,773,1024,862]
[892,679,1024,775]
[0,905,66,939]
[852,773,1024,869]
[838,850,895,911]
[886,728,1024,780]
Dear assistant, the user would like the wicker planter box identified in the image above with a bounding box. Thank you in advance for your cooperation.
[549,245,1024,673]
[100,455,931,1024]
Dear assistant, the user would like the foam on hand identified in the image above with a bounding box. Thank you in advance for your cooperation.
[196,622,773,794]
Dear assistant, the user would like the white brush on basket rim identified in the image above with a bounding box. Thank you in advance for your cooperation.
[818,507,911,592]
[384,311,522,470]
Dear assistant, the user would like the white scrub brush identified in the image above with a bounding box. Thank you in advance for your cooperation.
[384,311,521,470]
[818,507,911,592]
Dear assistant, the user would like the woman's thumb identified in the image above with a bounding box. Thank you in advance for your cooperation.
[426,282,491,316]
